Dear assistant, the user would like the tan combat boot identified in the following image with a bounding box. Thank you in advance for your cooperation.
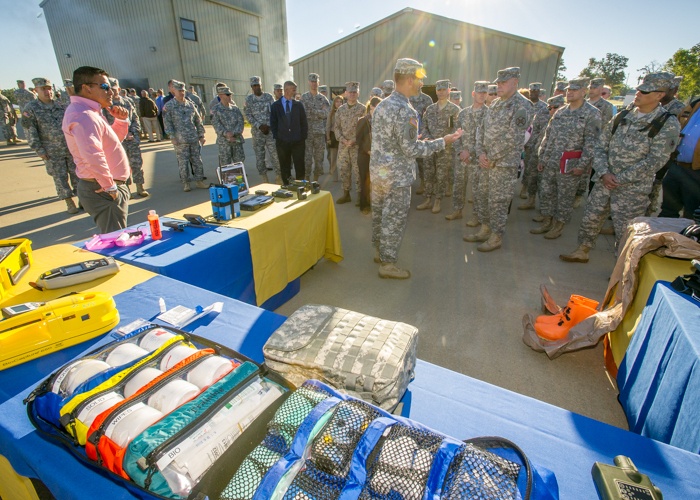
[336,190,351,204]
[416,197,432,210]
[445,183,453,197]
[196,180,208,189]
[445,210,463,221]
[532,213,544,222]
[464,214,480,227]
[572,195,584,208]
[477,233,502,252]
[262,173,270,183]
[431,197,441,214]
[559,244,591,263]
[65,198,79,214]
[13,138,23,144]
[518,194,536,210]
[378,262,411,279]
[415,179,425,195]
[183,182,191,192]
[530,216,553,234]
[374,248,381,263]
[136,184,150,197]
[544,220,565,239]
[600,224,615,235]
[463,224,491,242]
[519,184,528,199]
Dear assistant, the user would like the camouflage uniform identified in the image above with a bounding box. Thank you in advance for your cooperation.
[163,96,205,184]
[663,98,685,118]
[14,87,37,112]
[476,89,532,236]
[104,96,144,184]
[211,101,245,165]
[21,98,78,199]
[577,93,614,196]
[244,91,280,176]
[186,91,205,119]
[0,93,18,143]
[577,103,680,249]
[538,101,602,223]
[409,90,434,182]
[370,85,446,263]
[420,98,460,199]
[522,99,549,196]
[334,100,365,195]
[301,90,330,180]
[453,101,488,213]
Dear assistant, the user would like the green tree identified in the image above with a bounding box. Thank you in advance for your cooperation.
[579,53,629,95]
[556,58,567,82]
[665,43,700,101]
[1,89,17,106]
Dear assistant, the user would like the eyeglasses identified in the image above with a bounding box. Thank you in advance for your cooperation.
[87,82,111,91]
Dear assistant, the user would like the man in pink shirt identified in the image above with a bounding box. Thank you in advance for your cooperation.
[62,66,131,233]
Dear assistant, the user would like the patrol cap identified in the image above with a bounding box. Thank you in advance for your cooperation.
[547,95,565,108]
[435,79,451,90]
[370,87,383,97]
[474,81,490,93]
[273,83,283,91]
[494,67,520,83]
[528,82,542,91]
[249,76,261,86]
[32,77,52,88]
[381,79,395,92]
[555,81,567,91]
[171,80,185,91]
[345,81,359,92]
[318,85,328,92]
[308,73,320,82]
[672,75,683,88]
[450,90,462,100]
[108,77,119,88]
[394,58,427,79]
[487,84,497,95]
[64,79,73,87]
[17,80,24,84]
[636,72,674,92]
[566,78,590,90]
[217,86,232,95]
[589,78,605,88]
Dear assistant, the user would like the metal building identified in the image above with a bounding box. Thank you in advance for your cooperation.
[40,0,291,107]
[290,8,565,100]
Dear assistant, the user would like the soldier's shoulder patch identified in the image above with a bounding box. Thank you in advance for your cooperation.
[405,117,418,141]
[666,136,677,153]
[514,107,528,129]
[22,111,31,118]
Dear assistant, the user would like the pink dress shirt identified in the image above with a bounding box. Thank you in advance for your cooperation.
[62,95,131,190]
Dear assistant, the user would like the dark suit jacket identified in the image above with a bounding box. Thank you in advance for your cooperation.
[270,98,308,143]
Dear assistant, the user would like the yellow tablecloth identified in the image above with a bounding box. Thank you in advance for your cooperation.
[606,253,694,368]
[166,184,343,305]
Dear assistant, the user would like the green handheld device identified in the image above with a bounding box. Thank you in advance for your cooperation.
[592,456,662,500]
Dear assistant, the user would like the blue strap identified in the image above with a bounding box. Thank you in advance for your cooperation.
[253,396,341,500]
[424,437,463,499]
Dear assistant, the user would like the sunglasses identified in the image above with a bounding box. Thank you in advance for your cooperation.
[548,106,560,110]
[638,90,661,95]
[87,82,111,91]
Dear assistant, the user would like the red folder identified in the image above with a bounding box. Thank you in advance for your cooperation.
[560,150,582,174]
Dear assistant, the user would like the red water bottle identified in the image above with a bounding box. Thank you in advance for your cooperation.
[148,210,162,240]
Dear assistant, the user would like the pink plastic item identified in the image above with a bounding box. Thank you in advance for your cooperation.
[84,233,118,250]
[115,230,145,247]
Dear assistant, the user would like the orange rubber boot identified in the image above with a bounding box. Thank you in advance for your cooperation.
[535,295,599,324]
[534,296,599,341]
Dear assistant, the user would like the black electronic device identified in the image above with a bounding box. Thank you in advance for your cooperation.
[183,213,207,226]
[272,189,294,198]
[163,221,186,232]
[311,181,320,194]
[32,257,120,290]
[296,187,307,200]
[255,189,268,195]
[240,195,274,211]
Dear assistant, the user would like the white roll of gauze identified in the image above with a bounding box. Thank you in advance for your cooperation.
[106,403,164,448]
[58,359,111,396]
[138,328,176,351]
[148,379,201,414]
[105,343,149,367]
[186,356,235,389]
[123,367,164,398]
[77,391,124,428]
[159,345,198,371]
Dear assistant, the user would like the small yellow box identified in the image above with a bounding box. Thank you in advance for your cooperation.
[0,239,34,302]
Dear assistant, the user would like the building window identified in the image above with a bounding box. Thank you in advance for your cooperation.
[248,35,259,53]
[180,18,197,41]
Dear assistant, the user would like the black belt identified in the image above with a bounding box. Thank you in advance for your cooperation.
[80,178,127,185]
[677,161,693,168]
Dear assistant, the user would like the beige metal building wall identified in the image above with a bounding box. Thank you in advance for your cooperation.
[40,0,289,105]
[291,8,564,99]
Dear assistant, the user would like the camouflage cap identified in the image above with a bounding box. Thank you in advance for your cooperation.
[370,87,383,97]
[381,79,395,92]
[474,81,490,93]
[494,67,520,83]
[171,80,185,91]
[308,73,320,82]
[636,72,674,92]
[217,86,232,95]
[450,90,462,100]
[555,81,567,91]
[32,77,52,88]
[393,58,427,79]
[273,83,283,91]
[345,81,360,92]
[64,79,73,87]
[566,78,590,90]
[16,80,25,84]
[435,79,451,90]
[250,76,261,86]
[589,78,605,88]
[547,95,566,108]
[487,84,497,95]
[108,77,120,88]
[318,85,328,92]
[528,82,542,91]
[672,75,683,88]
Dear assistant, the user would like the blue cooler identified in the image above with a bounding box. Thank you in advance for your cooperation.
[210,184,240,220]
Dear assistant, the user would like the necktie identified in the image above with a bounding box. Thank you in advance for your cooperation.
[285,100,291,115]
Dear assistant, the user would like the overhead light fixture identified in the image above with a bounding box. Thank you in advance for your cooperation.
[453,44,462,50]
[64,53,71,58]
[149,46,156,52]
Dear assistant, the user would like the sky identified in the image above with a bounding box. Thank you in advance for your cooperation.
[1,0,698,91]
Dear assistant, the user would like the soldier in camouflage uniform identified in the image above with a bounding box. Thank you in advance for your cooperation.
[104,79,148,197]
[210,86,245,166]
[22,77,80,213]
[163,80,207,192]
[301,73,330,181]
[532,80,602,240]
[465,67,533,252]
[381,80,395,99]
[370,87,383,98]
[662,76,685,117]
[15,80,36,115]
[273,83,283,101]
[449,90,462,109]
[186,86,205,119]
[1,92,18,145]
[59,79,75,106]
[370,58,463,279]
[245,76,280,183]
[553,81,567,97]
[519,82,549,207]
[416,79,460,214]
[334,82,366,204]
[409,87,434,195]
[486,84,498,106]
[448,81,490,224]
[561,73,681,263]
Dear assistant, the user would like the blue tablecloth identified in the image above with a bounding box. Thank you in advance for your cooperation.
[618,281,700,453]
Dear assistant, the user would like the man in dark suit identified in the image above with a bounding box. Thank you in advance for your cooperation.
[270,80,308,182]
